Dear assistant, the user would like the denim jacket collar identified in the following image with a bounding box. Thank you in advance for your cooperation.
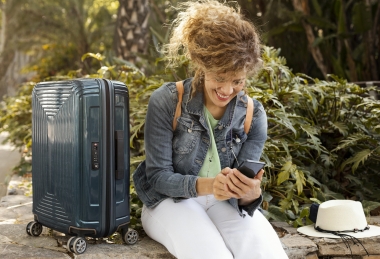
[183,79,246,129]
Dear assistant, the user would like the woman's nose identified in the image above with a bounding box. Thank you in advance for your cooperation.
[218,83,234,95]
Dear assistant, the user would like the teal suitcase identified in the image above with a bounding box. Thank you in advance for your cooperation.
[27,78,138,254]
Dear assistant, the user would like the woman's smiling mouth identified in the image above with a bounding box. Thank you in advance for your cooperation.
[215,90,230,100]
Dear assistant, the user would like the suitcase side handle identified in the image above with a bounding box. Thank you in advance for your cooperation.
[115,130,125,180]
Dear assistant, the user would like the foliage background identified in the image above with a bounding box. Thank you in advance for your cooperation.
[0,0,380,230]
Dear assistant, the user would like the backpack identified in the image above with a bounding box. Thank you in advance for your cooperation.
[172,81,254,133]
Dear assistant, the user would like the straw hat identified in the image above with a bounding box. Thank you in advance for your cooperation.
[297,200,380,238]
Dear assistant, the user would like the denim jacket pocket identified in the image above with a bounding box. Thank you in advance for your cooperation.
[173,117,204,154]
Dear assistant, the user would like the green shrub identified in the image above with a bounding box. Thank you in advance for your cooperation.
[250,47,380,226]
[0,82,34,175]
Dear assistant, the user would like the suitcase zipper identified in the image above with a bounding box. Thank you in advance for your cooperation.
[103,79,112,237]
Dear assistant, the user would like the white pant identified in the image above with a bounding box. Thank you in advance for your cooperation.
[141,195,288,259]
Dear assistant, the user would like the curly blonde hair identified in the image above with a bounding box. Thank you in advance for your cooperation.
[163,0,262,95]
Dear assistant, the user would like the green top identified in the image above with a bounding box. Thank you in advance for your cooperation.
[198,106,221,178]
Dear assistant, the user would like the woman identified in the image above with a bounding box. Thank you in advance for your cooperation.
[133,1,288,258]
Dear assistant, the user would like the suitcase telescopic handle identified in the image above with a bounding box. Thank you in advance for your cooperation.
[115,130,125,180]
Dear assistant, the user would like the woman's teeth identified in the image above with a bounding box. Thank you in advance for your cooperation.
[216,91,229,99]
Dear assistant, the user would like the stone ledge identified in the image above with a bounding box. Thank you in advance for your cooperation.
[0,224,175,259]
[272,221,380,259]
[1,175,380,258]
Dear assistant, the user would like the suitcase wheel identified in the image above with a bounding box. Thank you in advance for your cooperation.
[66,236,76,253]
[123,228,139,245]
[67,236,87,254]
[26,221,43,237]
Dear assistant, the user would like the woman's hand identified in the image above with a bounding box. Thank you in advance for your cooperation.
[204,167,263,203]
[224,168,263,206]
[212,168,234,200]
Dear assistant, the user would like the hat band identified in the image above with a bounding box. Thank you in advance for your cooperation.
[315,225,370,235]
[315,226,369,257]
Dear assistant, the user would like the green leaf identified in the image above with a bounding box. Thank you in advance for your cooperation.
[130,155,146,166]
[344,174,362,185]
[293,217,304,228]
[362,200,380,216]
[352,2,372,33]
[312,34,338,47]
[286,209,296,220]
[306,16,336,30]
[277,171,290,185]
[301,125,322,155]
[261,205,288,222]
[266,23,291,37]
[279,139,290,157]
[150,26,167,44]
[262,191,273,203]
[81,52,105,62]
[277,161,293,185]
[320,154,335,167]
[292,199,300,214]
[279,198,292,211]
[320,186,345,200]
[299,207,310,219]
[306,175,322,187]
[340,149,372,173]
[310,198,322,204]
[337,0,346,35]
[332,133,369,152]
[329,121,349,136]
[311,0,322,17]
[295,170,306,195]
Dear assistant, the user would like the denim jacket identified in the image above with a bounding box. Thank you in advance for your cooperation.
[133,78,268,217]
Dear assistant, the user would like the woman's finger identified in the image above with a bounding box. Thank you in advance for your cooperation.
[254,169,264,182]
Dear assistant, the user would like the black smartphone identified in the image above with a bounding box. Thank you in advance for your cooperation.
[237,160,265,178]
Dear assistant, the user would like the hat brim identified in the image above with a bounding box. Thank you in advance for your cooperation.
[297,224,380,239]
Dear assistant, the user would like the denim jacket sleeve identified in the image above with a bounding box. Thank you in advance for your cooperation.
[237,98,268,164]
[143,83,198,198]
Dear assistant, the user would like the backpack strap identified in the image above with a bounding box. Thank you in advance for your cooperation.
[172,81,254,134]
[244,96,254,134]
[172,81,184,131]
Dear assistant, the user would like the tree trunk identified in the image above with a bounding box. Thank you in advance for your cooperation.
[0,3,5,54]
[0,1,35,98]
[341,0,357,82]
[366,0,379,80]
[292,0,328,79]
[0,0,15,98]
[114,0,150,63]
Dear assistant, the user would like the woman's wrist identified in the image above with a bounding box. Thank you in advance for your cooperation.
[195,177,215,196]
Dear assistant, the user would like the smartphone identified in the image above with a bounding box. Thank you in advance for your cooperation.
[237,160,266,178]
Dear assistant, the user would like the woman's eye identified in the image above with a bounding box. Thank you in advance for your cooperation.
[215,78,224,83]
[233,80,242,85]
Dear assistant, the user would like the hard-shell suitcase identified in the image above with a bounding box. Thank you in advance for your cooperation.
[26,78,138,254]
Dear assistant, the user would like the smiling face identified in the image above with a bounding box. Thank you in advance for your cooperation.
[203,71,246,119]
